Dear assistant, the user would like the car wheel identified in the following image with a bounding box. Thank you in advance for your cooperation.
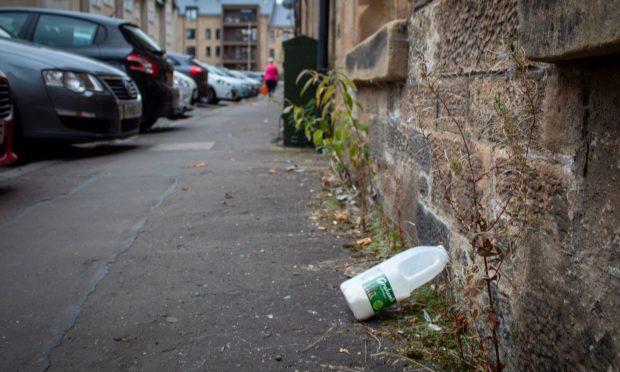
[206,87,218,104]
[139,118,158,132]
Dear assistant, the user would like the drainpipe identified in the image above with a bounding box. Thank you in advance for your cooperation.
[317,0,329,72]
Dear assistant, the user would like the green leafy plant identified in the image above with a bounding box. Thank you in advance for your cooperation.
[285,68,371,228]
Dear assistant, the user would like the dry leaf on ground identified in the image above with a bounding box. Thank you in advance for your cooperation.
[321,175,337,187]
[356,237,372,247]
[182,161,208,169]
[268,169,277,175]
[318,226,327,231]
[339,347,350,354]
[334,211,349,221]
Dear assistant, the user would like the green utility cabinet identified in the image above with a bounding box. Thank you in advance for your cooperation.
[281,35,317,146]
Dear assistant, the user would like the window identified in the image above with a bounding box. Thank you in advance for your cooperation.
[216,29,220,40]
[0,12,28,36]
[203,28,210,40]
[103,0,113,6]
[148,7,155,24]
[33,15,98,47]
[185,28,195,39]
[186,46,196,56]
[90,0,102,8]
[121,25,163,53]
[215,46,220,57]
[186,7,198,22]
[283,31,290,41]
[269,31,275,42]
[269,48,275,58]
[205,46,211,57]
[124,0,133,12]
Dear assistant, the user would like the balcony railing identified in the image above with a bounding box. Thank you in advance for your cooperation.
[223,16,257,25]
[223,52,256,61]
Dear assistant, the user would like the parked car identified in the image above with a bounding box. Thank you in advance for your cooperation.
[240,70,264,82]
[165,52,210,103]
[0,70,17,165]
[171,71,197,118]
[195,62,239,104]
[0,7,175,131]
[229,69,261,96]
[208,65,253,99]
[0,36,142,151]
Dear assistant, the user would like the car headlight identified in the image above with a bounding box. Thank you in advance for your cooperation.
[179,78,190,88]
[43,70,104,93]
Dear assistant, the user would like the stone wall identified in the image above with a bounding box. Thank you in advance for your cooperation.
[336,0,620,369]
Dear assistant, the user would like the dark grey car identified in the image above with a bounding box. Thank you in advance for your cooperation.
[0,7,175,131]
[0,36,142,148]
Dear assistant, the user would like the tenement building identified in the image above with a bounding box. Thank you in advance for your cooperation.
[176,0,294,71]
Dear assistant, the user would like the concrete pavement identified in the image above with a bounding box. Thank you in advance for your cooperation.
[0,97,396,371]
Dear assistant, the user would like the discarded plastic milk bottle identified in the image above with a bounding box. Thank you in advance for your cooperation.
[340,245,449,321]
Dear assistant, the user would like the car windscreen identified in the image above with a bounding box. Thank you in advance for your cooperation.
[213,66,234,78]
[0,25,12,38]
[121,25,163,54]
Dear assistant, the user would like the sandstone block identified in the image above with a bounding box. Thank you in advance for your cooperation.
[346,19,409,83]
[519,0,620,61]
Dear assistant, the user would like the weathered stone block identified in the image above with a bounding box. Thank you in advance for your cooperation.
[346,19,409,83]
[415,201,450,249]
[411,0,518,75]
[519,0,620,61]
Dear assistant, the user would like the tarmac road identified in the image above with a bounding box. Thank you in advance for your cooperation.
[0,98,396,371]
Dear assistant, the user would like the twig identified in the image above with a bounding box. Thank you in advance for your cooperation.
[300,324,336,352]
[371,351,438,372]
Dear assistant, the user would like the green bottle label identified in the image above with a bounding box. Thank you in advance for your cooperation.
[363,272,397,312]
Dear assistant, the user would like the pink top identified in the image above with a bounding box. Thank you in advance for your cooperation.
[264,63,279,81]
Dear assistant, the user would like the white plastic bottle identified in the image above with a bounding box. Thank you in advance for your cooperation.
[340,245,449,321]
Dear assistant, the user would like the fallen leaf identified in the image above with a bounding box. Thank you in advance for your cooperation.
[356,237,372,247]
[224,192,233,199]
[334,211,349,221]
[181,186,189,191]
[321,175,337,187]
[318,226,327,231]
[405,316,418,324]
[268,169,277,175]
[339,347,350,354]
[286,166,296,172]
[182,161,208,169]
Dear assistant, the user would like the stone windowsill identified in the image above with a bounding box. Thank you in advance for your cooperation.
[345,19,409,83]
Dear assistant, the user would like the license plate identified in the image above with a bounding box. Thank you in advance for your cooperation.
[122,102,142,119]
[0,121,4,145]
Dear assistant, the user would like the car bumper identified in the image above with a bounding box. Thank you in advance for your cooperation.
[21,87,141,142]
[132,75,174,122]
[220,87,238,101]
[195,81,210,103]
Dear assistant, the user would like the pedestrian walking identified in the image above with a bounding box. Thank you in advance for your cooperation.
[264,58,279,97]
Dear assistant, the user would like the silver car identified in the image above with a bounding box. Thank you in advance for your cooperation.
[172,71,197,117]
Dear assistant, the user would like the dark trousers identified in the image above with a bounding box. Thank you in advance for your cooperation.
[266,80,277,94]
